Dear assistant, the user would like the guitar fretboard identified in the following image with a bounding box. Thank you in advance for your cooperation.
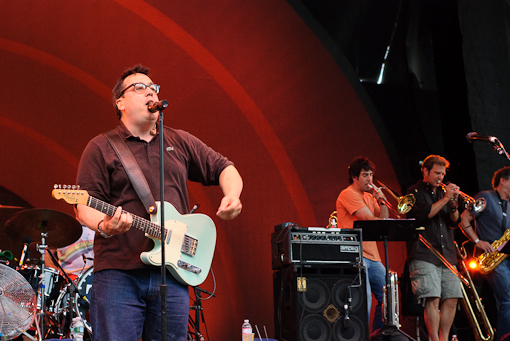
[87,196,162,239]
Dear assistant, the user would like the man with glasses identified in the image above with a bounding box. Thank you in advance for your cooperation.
[76,64,243,340]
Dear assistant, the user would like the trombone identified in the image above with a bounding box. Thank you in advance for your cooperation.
[456,240,495,341]
[373,179,416,216]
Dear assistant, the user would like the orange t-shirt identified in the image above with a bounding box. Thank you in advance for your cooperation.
[336,185,381,262]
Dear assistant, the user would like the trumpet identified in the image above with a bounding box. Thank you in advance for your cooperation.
[439,183,486,213]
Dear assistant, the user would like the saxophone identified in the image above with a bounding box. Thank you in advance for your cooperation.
[477,227,510,274]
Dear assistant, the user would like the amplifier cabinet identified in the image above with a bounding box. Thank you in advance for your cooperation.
[271,225,363,270]
[273,265,369,341]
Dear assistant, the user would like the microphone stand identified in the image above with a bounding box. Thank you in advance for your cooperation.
[189,286,215,341]
[159,106,168,341]
[492,138,510,161]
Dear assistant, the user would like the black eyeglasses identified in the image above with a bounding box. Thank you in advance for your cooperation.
[118,83,160,97]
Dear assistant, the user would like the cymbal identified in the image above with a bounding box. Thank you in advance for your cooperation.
[0,205,25,229]
[5,208,81,248]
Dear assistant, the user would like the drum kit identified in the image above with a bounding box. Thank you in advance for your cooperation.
[0,205,94,340]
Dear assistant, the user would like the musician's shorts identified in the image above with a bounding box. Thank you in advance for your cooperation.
[409,258,463,302]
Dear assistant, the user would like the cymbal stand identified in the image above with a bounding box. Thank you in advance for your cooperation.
[45,248,84,337]
[36,232,48,341]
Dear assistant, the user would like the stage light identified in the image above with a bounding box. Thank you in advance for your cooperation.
[468,259,479,270]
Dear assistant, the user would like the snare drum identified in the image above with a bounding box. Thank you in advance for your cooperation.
[75,267,93,334]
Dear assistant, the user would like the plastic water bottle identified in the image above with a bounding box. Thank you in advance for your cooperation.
[242,319,252,341]
[70,316,84,341]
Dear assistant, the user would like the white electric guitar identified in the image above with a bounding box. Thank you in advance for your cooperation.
[52,186,216,286]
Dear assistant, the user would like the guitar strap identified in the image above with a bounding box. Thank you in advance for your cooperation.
[104,129,157,215]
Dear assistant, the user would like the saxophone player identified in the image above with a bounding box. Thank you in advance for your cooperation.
[460,166,510,341]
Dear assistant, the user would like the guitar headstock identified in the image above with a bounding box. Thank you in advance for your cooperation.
[52,184,89,205]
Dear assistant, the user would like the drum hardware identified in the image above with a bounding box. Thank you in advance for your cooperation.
[5,208,83,340]
[45,247,92,336]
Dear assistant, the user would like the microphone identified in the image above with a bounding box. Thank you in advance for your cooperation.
[343,304,351,328]
[18,237,31,268]
[147,100,169,113]
[466,132,497,143]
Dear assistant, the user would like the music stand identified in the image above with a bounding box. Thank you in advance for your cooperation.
[353,219,421,341]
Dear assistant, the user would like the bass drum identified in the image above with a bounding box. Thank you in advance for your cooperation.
[75,267,93,334]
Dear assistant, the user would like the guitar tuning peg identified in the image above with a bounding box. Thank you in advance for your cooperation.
[77,185,80,190]
[63,185,67,189]
[54,184,58,189]
[72,185,76,190]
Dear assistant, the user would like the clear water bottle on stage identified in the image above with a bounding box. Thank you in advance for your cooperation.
[71,316,84,341]
[242,319,252,341]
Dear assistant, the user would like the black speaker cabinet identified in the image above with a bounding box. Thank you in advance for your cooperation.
[274,266,369,341]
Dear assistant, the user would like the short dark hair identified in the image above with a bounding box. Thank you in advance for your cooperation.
[112,64,151,119]
[492,166,510,189]
[421,154,449,174]
[348,157,375,184]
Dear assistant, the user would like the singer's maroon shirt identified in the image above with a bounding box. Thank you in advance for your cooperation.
[76,122,233,272]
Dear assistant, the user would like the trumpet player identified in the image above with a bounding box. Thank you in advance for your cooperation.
[336,156,389,332]
[406,155,463,341]
[459,166,510,341]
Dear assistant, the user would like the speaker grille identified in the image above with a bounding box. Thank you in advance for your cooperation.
[298,315,332,341]
[274,266,368,341]
[331,278,364,313]
[299,278,331,313]
[334,315,366,341]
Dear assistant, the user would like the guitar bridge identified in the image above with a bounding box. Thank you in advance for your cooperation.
[178,260,202,274]
[182,236,198,256]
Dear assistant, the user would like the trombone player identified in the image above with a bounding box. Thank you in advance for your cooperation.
[459,166,510,341]
[405,155,463,341]
[336,156,389,332]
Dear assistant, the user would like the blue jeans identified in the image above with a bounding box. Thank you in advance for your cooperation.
[364,258,386,331]
[486,258,510,341]
[90,268,189,341]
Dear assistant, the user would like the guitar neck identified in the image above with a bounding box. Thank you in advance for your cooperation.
[87,196,161,239]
